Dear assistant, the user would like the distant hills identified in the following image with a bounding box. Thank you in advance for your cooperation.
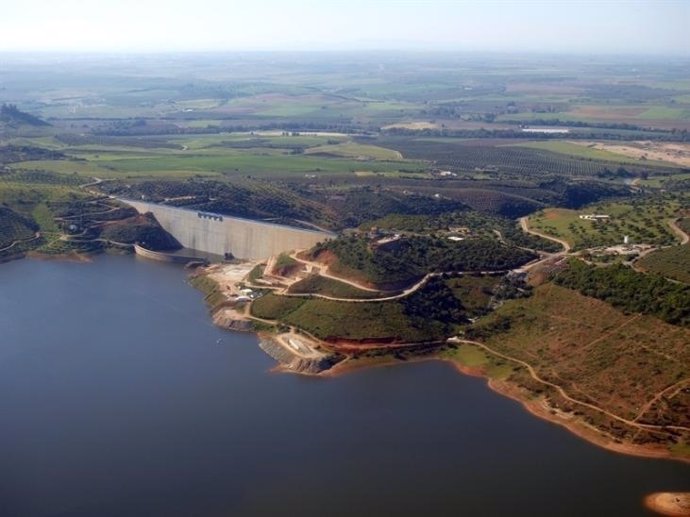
[0,103,49,127]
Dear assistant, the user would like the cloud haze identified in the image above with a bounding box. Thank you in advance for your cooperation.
[1,0,687,55]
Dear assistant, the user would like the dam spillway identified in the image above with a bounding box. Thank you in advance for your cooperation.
[121,199,334,260]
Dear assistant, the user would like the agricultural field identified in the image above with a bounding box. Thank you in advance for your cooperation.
[304,141,402,160]
[4,53,690,139]
[566,141,690,168]
[6,134,422,180]
[513,140,673,167]
[529,198,683,250]
[495,102,690,131]
[2,53,689,272]
[378,137,681,180]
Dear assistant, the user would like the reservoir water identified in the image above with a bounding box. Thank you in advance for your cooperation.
[0,255,687,516]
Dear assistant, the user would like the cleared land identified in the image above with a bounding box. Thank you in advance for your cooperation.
[515,140,673,167]
[448,283,690,459]
[572,141,690,168]
[530,200,681,250]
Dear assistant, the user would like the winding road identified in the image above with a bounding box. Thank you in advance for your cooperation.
[519,216,571,252]
[0,233,41,254]
[668,218,689,245]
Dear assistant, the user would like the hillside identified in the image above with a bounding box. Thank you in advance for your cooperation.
[250,276,478,343]
[0,146,66,165]
[455,283,690,458]
[0,104,49,127]
[553,260,690,326]
[637,244,690,284]
[99,213,181,250]
[309,235,536,289]
[99,178,339,230]
[0,206,38,248]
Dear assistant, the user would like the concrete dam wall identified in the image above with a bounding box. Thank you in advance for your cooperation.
[122,200,334,260]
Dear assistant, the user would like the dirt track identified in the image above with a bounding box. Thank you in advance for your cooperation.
[450,337,690,435]
[668,218,690,245]
[519,216,571,252]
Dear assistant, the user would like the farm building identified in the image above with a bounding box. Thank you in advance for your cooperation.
[579,214,611,221]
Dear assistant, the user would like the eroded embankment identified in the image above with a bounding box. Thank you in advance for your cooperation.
[258,336,343,375]
[445,344,690,465]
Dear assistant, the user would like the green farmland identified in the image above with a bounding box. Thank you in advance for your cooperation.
[529,199,682,250]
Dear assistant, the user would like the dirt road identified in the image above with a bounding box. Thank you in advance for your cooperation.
[519,216,571,252]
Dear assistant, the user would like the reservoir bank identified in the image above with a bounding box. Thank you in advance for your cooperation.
[0,255,687,516]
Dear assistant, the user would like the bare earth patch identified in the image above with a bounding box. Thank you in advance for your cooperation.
[572,141,690,167]
[382,121,438,130]
[205,261,260,298]
[645,493,690,516]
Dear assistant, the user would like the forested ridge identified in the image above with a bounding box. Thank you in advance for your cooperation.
[312,235,536,286]
[554,260,690,326]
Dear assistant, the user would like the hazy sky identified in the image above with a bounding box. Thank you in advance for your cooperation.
[1,0,688,55]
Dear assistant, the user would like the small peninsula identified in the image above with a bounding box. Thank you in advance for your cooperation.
[189,209,690,465]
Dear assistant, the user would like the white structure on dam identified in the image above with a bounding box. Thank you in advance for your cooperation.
[122,200,334,260]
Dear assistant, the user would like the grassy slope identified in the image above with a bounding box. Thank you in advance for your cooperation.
[250,290,450,342]
[451,283,690,452]
[283,299,436,342]
[638,241,690,284]
[0,206,37,248]
[305,142,402,160]
[530,200,680,250]
[7,133,422,180]
[639,246,690,282]
[249,293,418,341]
[287,274,393,299]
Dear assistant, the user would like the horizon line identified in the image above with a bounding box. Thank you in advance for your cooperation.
[0,48,688,59]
